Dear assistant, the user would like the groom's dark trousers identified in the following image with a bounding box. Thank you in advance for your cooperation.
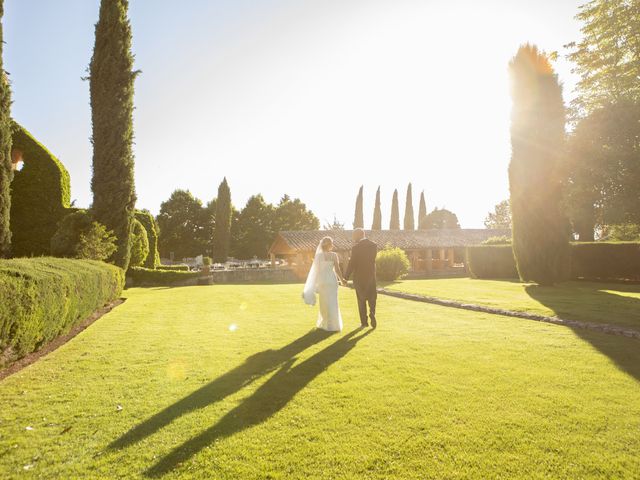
[344,238,378,326]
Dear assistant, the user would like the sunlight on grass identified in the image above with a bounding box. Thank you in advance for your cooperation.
[1,284,639,479]
[387,278,640,329]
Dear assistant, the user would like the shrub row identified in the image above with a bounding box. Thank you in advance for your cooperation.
[157,264,190,271]
[127,267,200,286]
[0,258,124,364]
[466,245,519,279]
[467,242,640,281]
[571,242,640,281]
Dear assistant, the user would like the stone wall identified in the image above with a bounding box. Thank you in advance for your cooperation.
[208,268,299,284]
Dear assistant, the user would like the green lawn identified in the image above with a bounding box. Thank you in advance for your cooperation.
[1,284,639,479]
[385,278,640,330]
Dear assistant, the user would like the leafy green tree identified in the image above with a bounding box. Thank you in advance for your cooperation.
[565,100,640,241]
[417,191,428,230]
[353,185,364,229]
[273,194,320,232]
[202,198,216,256]
[606,223,640,241]
[212,178,232,262]
[509,45,570,285]
[371,186,382,230]
[234,194,275,259]
[128,218,149,267]
[423,208,461,229]
[89,0,138,269]
[566,0,640,116]
[0,1,12,257]
[484,200,511,229]
[156,190,207,260]
[404,183,415,230]
[76,222,118,261]
[389,189,400,230]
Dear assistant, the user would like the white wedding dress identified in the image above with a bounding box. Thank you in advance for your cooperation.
[302,250,343,332]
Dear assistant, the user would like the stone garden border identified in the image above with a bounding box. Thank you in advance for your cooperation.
[378,288,640,340]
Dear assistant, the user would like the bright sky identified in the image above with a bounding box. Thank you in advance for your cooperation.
[5,0,583,228]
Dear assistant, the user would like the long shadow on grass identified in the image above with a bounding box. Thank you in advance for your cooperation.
[109,329,333,450]
[145,328,372,477]
[526,284,640,382]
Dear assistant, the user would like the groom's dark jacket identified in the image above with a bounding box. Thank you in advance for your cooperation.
[344,238,377,289]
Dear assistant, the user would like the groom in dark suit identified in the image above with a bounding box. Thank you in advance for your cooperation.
[344,228,378,328]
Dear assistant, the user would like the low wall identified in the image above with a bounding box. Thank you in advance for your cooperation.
[209,268,299,284]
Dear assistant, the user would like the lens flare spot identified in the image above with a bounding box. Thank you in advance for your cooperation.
[239,302,248,311]
[228,323,238,332]
[167,359,187,380]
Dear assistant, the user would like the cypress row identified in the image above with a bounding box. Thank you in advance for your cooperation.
[212,177,232,262]
[353,185,364,229]
[404,183,415,230]
[371,186,382,230]
[418,191,427,230]
[89,0,138,269]
[390,189,400,230]
[509,44,570,285]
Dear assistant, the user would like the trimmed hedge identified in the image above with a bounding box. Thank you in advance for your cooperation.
[466,245,519,279]
[0,257,123,364]
[157,264,190,271]
[9,122,72,257]
[134,210,160,268]
[467,243,640,281]
[127,266,200,286]
[571,242,640,281]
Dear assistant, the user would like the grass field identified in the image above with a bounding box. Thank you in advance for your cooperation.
[1,284,639,479]
[385,278,640,330]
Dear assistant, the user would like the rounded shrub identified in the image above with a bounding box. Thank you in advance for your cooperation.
[51,209,117,261]
[129,218,150,268]
[376,245,410,281]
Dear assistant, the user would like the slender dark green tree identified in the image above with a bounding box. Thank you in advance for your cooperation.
[0,1,12,257]
[418,191,427,230]
[89,0,138,269]
[389,189,400,230]
[212,178,232,262]
[353,185,364,229]
[509,44,570,285]
[371,186,382,230]
[404,183,415,230]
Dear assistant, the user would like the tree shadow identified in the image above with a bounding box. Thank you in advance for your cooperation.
[144,328,372,477]
[525,284,640,383]
[109,329,334,450]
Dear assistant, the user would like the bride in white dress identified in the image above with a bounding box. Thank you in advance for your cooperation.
[302,236,345,332]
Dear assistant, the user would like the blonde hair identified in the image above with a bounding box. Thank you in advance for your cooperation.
[320,236,333,251]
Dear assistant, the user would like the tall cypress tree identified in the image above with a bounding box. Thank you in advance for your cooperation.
[371,186,382,230]
[212,178,232,262]
[418,191,427,230]
[89,0,138,269]
[509,44,570,285]
[0,0,12,258]
[353,185,364,229]
[389,189,400,230]
[403,183,415,230]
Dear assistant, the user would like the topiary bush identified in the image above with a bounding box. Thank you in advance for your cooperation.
[129,218,149,268]
[127,266,200,286]
[134,210,160,268]
[9,122,72,257]
[467,245,519,279]
[571,242,640,281]
[50,209,117,261]
[376,245,410,281]
[0,257,124,365]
